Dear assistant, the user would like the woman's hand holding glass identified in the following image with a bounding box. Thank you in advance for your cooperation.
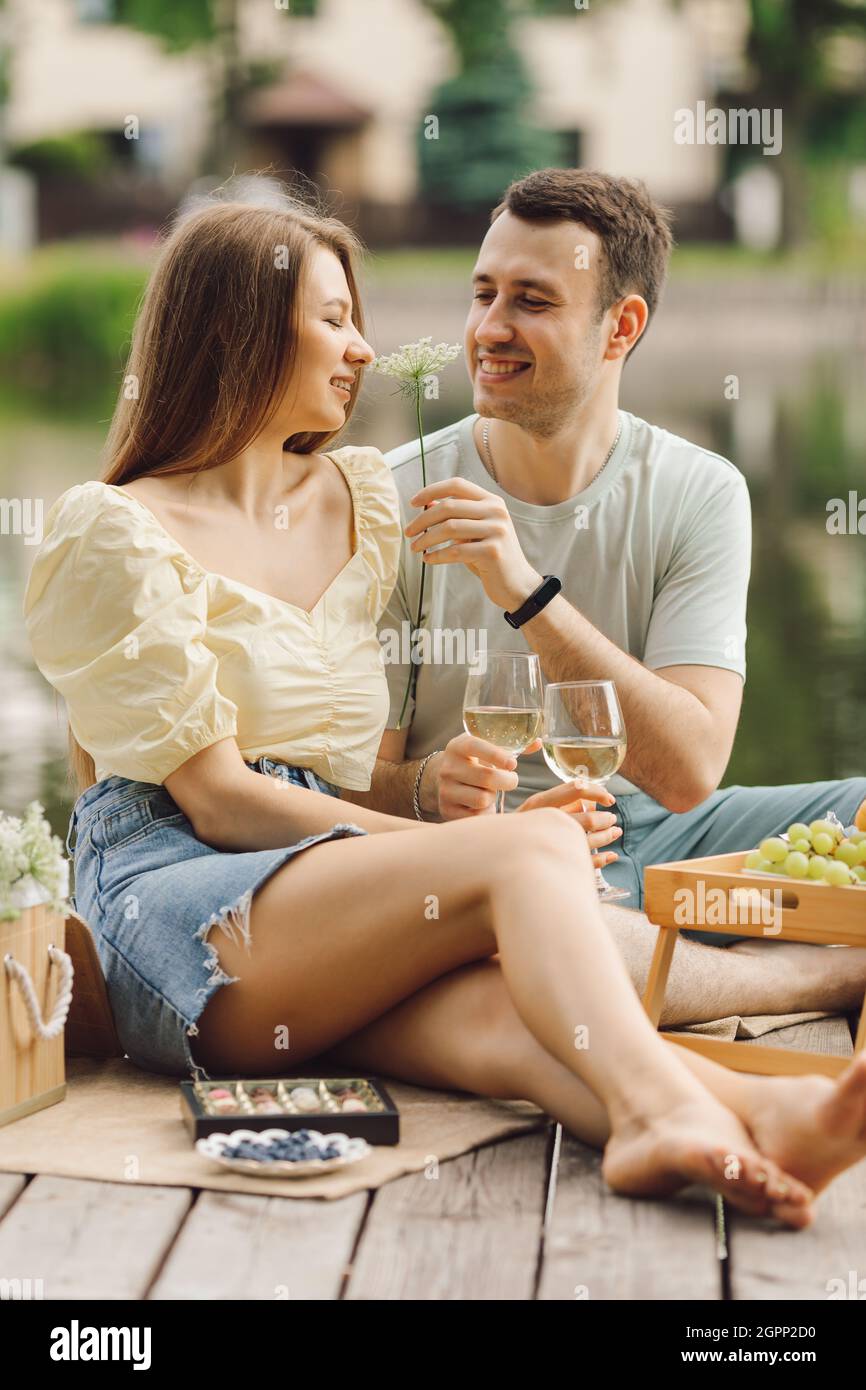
[515,769,623,869]
[436,728,623,867]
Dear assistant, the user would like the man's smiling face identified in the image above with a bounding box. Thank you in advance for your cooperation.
[465,210,611,437]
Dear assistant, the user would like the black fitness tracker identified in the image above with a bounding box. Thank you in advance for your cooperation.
[503,574,562,628]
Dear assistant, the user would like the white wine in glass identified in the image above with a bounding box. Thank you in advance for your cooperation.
[542,680,630,902]
[463,651,543,813]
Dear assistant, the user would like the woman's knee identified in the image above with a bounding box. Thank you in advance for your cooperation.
[500,805,589,864]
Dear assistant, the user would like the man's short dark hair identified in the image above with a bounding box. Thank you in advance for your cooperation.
[490,169,674,354]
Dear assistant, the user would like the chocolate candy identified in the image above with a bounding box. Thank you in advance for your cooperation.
[207,1087,239,1115]
[183,1075,398,1145]
[290,1086,320,1113]
[248,1086,283,1114]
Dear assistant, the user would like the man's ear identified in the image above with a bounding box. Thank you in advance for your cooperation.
[604,294,648,362]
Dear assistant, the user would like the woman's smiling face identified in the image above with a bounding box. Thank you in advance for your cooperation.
[277,244,374,437]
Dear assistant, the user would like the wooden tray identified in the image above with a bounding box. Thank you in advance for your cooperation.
[642,850,866,1077]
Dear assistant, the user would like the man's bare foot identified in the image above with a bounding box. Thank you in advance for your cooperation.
[601,1097,815,1228]
[741,1053,866,1195]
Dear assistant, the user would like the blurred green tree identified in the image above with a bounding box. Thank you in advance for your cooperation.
[418,0,560,214]
[531,0,866,249]
[742,0,866,247]
[0,0,9,166]
[106,1,328,177]
[108,0,252,174]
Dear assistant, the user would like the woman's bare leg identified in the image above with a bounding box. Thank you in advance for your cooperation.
[318,954,866,1216]
[193,809,817,1223]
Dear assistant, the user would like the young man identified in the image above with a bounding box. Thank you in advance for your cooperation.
[347,168,866,1016]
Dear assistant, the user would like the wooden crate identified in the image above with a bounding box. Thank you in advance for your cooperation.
[1,905,68,1127]
[643,850,866,1077]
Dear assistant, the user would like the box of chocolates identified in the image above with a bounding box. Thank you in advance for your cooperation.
[180,1075,400,1144]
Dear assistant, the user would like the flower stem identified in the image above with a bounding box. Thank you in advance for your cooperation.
[396,388,427,729]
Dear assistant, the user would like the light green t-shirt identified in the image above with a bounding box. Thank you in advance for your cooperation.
[379,410,751,806]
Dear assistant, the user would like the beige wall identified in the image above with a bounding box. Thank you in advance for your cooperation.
[519,0,722,200]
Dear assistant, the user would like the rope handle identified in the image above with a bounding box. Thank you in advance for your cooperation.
[4,944,74,1041]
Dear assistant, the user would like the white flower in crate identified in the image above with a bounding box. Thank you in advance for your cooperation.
[0,801,70,919]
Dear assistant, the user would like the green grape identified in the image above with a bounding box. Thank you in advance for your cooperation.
[791,838,811,854]
[810,819,839,843]
[826,861,853,887]
[812,832,834,856]
[787,822,811,844]
[783,851,810,879]
[760,837,789,864]
[808,856,830,880]
[835,841,860,868]
[852,866,866,884]
[855,842,866,866]
[744,850,764,870]
[849,828,866,844]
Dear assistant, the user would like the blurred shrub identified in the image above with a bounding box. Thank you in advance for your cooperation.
[0,246,148,412]
[9,132,112,180]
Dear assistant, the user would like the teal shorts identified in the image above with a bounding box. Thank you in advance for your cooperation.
[602,777,866,946]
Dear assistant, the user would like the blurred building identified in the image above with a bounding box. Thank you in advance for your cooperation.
[5,0,753,242]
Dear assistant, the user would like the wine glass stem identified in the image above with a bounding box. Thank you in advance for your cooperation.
[495,790,505,814]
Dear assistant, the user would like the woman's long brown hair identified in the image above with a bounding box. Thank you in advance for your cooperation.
[67,192,367,797]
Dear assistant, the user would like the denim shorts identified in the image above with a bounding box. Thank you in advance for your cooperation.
[65,757,367,1080]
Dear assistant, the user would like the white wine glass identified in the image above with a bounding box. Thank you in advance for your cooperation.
[542,680,630,901]
[463,651,543,813]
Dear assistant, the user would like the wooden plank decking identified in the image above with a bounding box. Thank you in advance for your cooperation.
[0,1016,860,1301]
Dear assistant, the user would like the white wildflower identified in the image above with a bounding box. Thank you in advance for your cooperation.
[372,337,462,396]
[370,337,462,727]
[0,800,71,920]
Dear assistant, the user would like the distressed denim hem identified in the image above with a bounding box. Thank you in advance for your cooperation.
[181,822,368,1084]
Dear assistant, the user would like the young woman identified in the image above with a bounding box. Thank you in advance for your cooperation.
[23,196,866,1228]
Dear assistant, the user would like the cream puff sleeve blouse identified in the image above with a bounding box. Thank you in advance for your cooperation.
[23,447,403,790]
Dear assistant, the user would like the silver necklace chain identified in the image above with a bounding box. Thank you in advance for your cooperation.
[481,418,622,490]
